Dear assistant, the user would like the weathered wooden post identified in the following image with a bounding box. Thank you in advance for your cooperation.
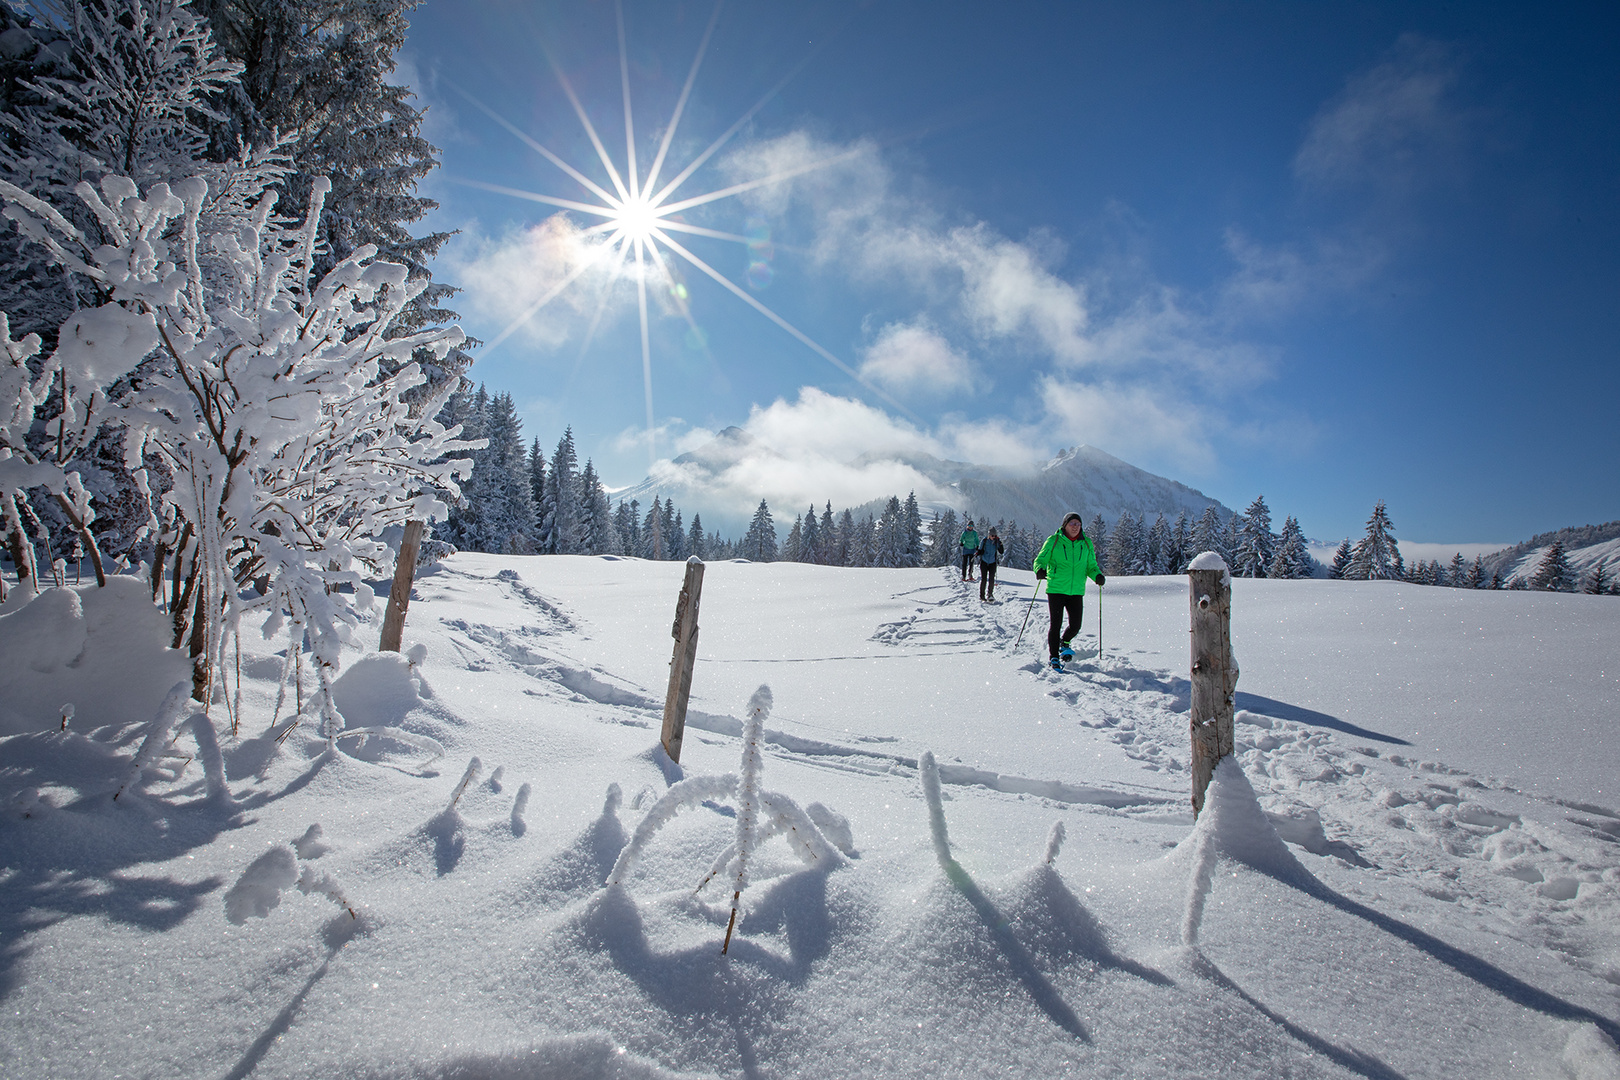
[662,557,705,763]
[1188,553,1236,818]
[379,520,424,653]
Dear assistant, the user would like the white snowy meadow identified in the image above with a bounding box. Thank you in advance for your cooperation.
[2,556,1618,1079]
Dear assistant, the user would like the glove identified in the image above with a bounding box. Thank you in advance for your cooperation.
[1094,573,1106,587]
[1035,569,1047,580]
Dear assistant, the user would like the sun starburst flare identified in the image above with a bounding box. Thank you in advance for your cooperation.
[447,0,912,465]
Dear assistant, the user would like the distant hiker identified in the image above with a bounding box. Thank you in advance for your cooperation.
[979,527,1005,602]
[959,520,980,581]
[1033,512,1105,670]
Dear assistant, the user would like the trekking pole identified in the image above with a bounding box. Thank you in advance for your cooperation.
[1014,577,1045,650]
[1097,580,1103,660]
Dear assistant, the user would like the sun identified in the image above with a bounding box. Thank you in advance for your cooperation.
[612,196,661,245]
[447,0,909,464]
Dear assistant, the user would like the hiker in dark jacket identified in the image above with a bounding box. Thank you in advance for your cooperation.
[959,520,980,581]
[1032,512,1105,669]
[979,527,1005,601]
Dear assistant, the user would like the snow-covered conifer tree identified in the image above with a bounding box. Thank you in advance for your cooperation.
[902,491,922,567]
[799,505,819,563]
[1269,516,1311,579]
[931,508,958,567]
[478,393,534,554]
[742,499,776,561]
[542,427,581,554]
[1346,500,1399,580]
[616,498,639,556]
[850,514,876,567]
[1531,541,1573,592]
[639,497,662,559]
[1190,506,1222,562]
[1582,560,1609,595]
[783,514,803,563]
[1147,513,1172,575]
[1169,510,1191,575]
[1465,556,1487,589]
[1004,519,1030,570]
[818,502,835,564]
[1234,495,1274,578]
[834,507,854,566]
[663,500,684,561]
[1105,512,1137,575]
[875,496,905,568]
[527,437,545,536]
[1328,538,1352,579]
[1447,553,1468,588]
[1087,513,1107,556]
[686,512,705,560]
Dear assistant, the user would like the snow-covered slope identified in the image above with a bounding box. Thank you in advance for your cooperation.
[1,561,1617,1079]
[616,434,1231,536]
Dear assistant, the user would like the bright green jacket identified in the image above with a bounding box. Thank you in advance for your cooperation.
[1034,531,1102,595]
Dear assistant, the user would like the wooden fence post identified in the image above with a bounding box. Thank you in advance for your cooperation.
[1188,558,1236,818]
[379,520,424,653]
[662,557,705,763]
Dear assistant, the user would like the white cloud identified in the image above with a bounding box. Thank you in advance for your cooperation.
[1294,36,1465,194]
[858,321,977,395]
[1038,377,1217,476]
[439,215,617,347]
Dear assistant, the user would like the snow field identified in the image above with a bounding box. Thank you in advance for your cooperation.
[0,555,1617,1078]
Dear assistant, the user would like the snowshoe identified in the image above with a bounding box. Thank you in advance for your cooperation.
[1059,642,1075,661]
[1048,656,1063,672]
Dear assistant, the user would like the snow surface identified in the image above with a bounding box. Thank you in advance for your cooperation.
[1,556,1618,1079]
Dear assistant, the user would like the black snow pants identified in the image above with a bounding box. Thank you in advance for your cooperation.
[1046,593,1084,657]
[980,562,998,600]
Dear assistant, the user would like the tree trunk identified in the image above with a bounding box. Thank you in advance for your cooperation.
[187,572,212,703]
[1188,566,1236,818]
[378,519,423,652]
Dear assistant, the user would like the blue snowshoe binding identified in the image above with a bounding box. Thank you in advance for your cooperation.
[1059,642,1075,661]
[1049,656,1063,672]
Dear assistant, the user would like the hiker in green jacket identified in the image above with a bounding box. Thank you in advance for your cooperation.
[959,520,981,581]
[1033,512,1105,669]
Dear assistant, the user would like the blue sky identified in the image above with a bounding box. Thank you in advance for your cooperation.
[402,1,1618,544]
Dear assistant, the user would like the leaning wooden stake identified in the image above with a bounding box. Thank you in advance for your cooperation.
[1188,560,1236,818]
[661,557,705,763]
[379,520,424,653]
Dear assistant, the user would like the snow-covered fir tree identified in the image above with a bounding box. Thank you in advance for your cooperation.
[686,513,705,560]
[783,515,803,563]
[1268,516,1312,579]
[902,492,923,567]
[1146,513,1172,574]
[1465,556,1487,589]
[1531,540,1573,592]
[1447,553,1468,588]
[849,513,876,567]
[742,499,777,561]
[1004,520,1031,570]
[1169,510,1191,575]
[799,506,819,563]
[541,428,582,555]
[818,502,835,565]
[874,496,905,568]
[1190,506,1223,562]
[1328,538,1352,579]
[1346,500,1400,580]
[1087,514,1108,557]
[1233,495,1275,578]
